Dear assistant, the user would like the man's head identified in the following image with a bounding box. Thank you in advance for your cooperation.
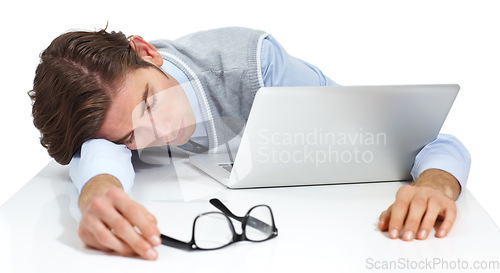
[29,29,195,165]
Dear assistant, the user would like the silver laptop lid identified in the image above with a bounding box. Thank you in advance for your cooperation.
[227,85,459,188]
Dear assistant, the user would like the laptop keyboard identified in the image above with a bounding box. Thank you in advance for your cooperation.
[219,163,234,172]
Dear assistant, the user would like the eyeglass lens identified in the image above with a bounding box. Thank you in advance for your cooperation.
[193,205,274,249]
[194,212,233,249]
[245,206,274,241]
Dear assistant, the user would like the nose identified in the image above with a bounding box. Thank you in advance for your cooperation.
[153,122,179,144]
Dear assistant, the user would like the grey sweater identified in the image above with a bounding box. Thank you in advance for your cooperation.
[150,27,269,153]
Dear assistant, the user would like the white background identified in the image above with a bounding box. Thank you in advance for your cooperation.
[1,0,499,230]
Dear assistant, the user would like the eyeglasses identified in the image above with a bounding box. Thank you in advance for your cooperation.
[160,198,278,250]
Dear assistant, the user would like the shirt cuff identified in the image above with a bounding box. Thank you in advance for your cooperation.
[410,134,471,189]
[69,139,135,194]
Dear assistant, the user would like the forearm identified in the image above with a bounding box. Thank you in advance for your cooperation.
[412,169,461,200]
[78,174,123,212]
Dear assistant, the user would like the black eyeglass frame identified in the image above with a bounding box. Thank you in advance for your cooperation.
[160,198,278,250]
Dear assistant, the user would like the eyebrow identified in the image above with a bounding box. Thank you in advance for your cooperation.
[113,83,150,144]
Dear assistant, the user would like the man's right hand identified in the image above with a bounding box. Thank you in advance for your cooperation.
[78,174,161,260]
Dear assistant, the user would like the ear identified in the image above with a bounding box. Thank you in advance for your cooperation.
[129,36,163,67]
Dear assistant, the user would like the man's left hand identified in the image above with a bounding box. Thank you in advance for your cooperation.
[378,169,461,241]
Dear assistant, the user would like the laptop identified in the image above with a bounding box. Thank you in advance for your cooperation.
[189,85,459,188]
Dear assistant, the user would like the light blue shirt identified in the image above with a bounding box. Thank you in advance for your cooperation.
[159,59,208,145]
[70,36,471,193]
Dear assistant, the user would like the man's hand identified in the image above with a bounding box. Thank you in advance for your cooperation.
[78,174,161,260]
[378,169,461,241]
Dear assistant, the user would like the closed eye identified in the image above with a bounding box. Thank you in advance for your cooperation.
[146,93,157,112]
[124,132,135,145]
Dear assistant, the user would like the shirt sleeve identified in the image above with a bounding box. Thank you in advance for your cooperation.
[260,35,339,87]
[69,139,135,194]
[411,133,471,189]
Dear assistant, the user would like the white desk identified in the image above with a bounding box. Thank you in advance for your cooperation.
[1,159,499,273]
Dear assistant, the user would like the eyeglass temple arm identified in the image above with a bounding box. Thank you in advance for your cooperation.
[209,199,277,234]
[209,198,245,221]
[160,234,193,250]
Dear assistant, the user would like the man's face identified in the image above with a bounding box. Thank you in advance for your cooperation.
[98,67,196,150]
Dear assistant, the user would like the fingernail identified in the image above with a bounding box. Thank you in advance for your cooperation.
[437,229,447,238]
[404,231,414,241]
[146,249,157,260]
[418,229,428,240]
[390,229,399,239]
[150,235,161,246]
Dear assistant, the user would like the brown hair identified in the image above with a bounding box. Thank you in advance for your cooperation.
[29,29,156,165]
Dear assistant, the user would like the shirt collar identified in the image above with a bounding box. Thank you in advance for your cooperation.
[160,60,207,140]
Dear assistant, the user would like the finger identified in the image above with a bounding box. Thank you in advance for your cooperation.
[78,224,113,252]
[436,201,457,238]
[123,206,160,246]
[388,185,414,239]
[89,217,136,256]
[109,189,161,246]
[102,209,156,260]
[378,207,392,231]
[101,192,158,260]
[416,197,442,240]
[402,194,429,241]
[85,190,158,260]
[79,198,134,254]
